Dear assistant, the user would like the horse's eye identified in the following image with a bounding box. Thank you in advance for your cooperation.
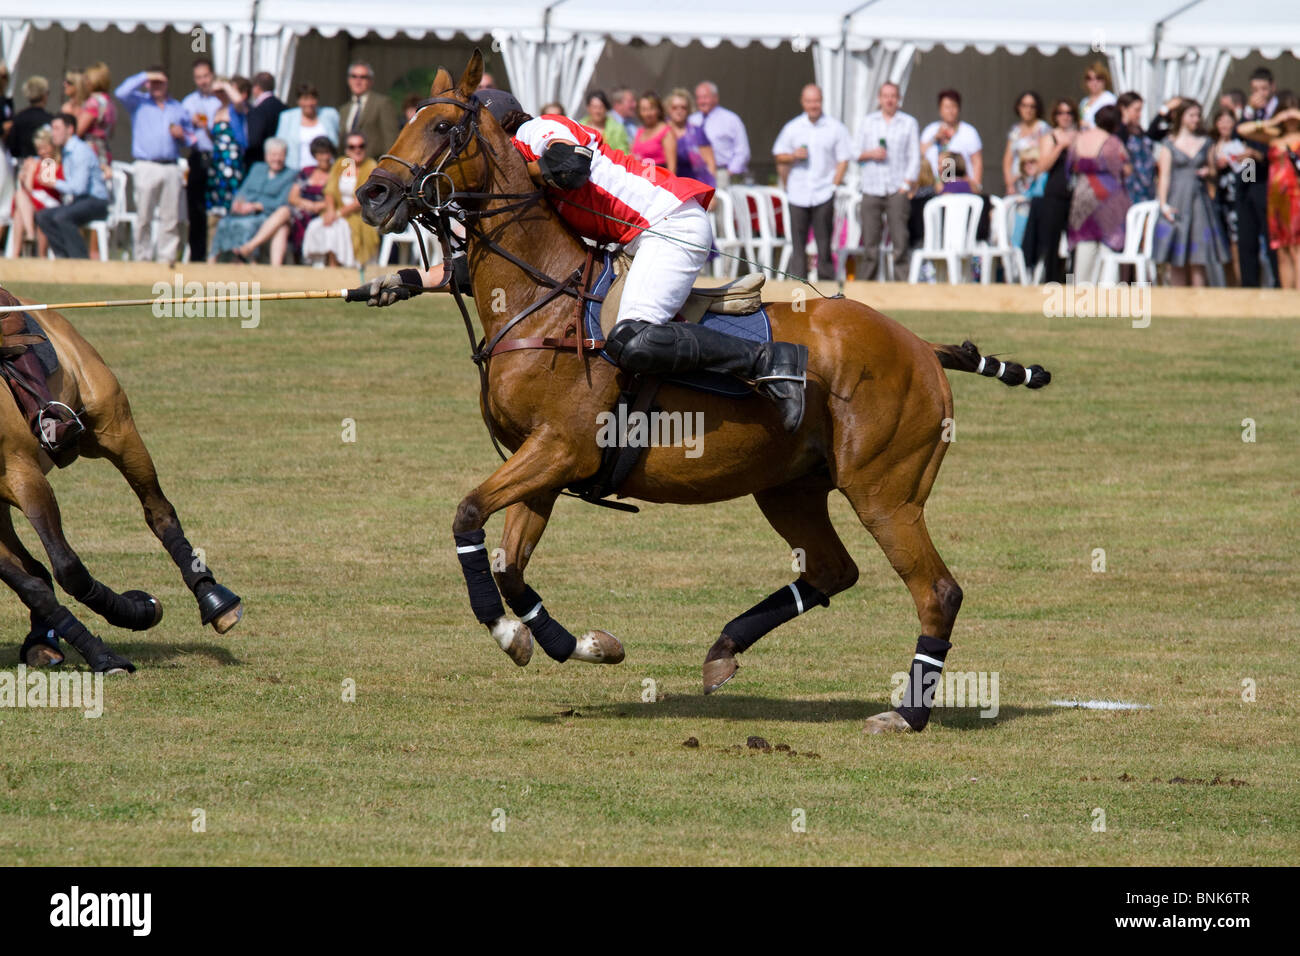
[435,121,452,134]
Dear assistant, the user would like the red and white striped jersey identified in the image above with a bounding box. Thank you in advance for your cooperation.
[512,115,714,244]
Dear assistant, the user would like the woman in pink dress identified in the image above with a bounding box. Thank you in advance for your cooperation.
[631,91,676,175]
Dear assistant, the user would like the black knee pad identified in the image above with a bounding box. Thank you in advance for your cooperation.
[605,320,695,374]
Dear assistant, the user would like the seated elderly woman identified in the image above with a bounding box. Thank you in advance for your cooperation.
[301,132,378,267]
[212,137,295,262]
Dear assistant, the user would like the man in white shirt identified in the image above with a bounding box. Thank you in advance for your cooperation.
[855,82,920,280]
[920,88,983,191]
[773,84,852,281]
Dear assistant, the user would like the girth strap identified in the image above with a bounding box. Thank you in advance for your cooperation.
[492,336,605,357]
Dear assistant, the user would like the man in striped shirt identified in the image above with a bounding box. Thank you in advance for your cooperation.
[855,83,920,281]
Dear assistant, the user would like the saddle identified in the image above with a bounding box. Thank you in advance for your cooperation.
[567,253,774,507]
[1,312,85,468]
[597,251,766,334]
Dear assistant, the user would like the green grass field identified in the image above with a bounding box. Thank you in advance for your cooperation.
[0,282,1295,865]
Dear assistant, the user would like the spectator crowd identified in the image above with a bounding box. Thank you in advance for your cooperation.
[1,54,1297,288]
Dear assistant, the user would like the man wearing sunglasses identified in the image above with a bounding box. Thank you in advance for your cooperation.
[340,63,400,163]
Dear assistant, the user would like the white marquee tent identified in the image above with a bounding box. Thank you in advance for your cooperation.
[4,0,1298,137]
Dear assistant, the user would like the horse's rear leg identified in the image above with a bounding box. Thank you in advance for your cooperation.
[84,415,242,633]
[843,487,963,734]
[703,479,860,693]
[6,457,163,635]
[0,504,135,673]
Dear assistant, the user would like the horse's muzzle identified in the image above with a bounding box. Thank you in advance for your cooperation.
[357,173,405,231]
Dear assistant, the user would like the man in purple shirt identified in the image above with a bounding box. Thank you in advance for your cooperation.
[690,81,750,187]
[116,65,192,263]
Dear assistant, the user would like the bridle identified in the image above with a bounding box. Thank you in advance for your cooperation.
[370,93,606,464]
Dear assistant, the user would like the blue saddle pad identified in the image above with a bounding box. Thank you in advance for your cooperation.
[584,252,771,398]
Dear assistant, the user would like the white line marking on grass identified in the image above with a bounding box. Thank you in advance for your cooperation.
[1050,699,1153,710]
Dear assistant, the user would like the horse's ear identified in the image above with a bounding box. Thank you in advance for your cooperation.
[457,48,484,98]
[430,67,455,97]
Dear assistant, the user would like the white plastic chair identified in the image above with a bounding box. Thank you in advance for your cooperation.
[977,195,1030,285]
[732,185,790,279]
[708,189,744,279]
[844,190,901,282]
[908,194,982,284]
[1098,200,1159,286]
[378,221,443,269]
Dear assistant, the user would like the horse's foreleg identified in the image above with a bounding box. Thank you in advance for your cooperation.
[7,458,163,634]
[0,503,135,673]
[84,416,242,633]
[452,436,622,666]
[704,481,860,693]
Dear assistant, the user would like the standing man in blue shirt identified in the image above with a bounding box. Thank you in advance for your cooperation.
[34,113,110,258]
[180,57,221,263]
[115,65,192,263]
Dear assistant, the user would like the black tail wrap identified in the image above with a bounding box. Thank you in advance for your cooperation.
[505,584,577,662]
[895,634,953,731]
[934,340,1051,389]
[454,529,505,625]
[724,579,830,652]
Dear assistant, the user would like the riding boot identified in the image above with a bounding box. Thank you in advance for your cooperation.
[605,320,808,432]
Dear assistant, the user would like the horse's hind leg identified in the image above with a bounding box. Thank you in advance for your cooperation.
[0,503,135,673]
[82,412,242,633]
[5,456,164,635]
[703,478,860,693]
[0,506,63,665]
[841,454,963,734]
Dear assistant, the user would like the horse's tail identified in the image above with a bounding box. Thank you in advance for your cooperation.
[931,340,1052,390]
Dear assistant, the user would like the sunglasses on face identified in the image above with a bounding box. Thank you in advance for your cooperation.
[347,143,366,150]
[349,73,370,80]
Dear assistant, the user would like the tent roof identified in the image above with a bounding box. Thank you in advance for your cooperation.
[1159,0,1300,58]
[9,0,1300,57]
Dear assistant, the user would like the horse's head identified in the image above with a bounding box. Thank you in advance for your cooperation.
[358,49,493,233]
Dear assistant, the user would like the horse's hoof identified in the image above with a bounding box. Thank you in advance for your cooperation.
[212,602,242,634]
[491,618,533,667]
[198,584,243,633]
[121,590,164,630]
[21,638,63,668]
[863,710,914,735]
[571,629,624,664]
[92,651,137,675]
[703,656,738,694]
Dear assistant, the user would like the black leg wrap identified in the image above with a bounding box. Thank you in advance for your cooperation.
[724,579,829,652]
[47,607,136,674]
[161,525,215,592]
[895,634,953,731]
[505,584,576,662]
[454,529,505,625]
[78,580,159,631]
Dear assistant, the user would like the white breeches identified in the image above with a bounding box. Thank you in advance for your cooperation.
[616,199,713,325]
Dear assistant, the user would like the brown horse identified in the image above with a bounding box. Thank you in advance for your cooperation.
[358,51,1050,733]
[0,288,242,673]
